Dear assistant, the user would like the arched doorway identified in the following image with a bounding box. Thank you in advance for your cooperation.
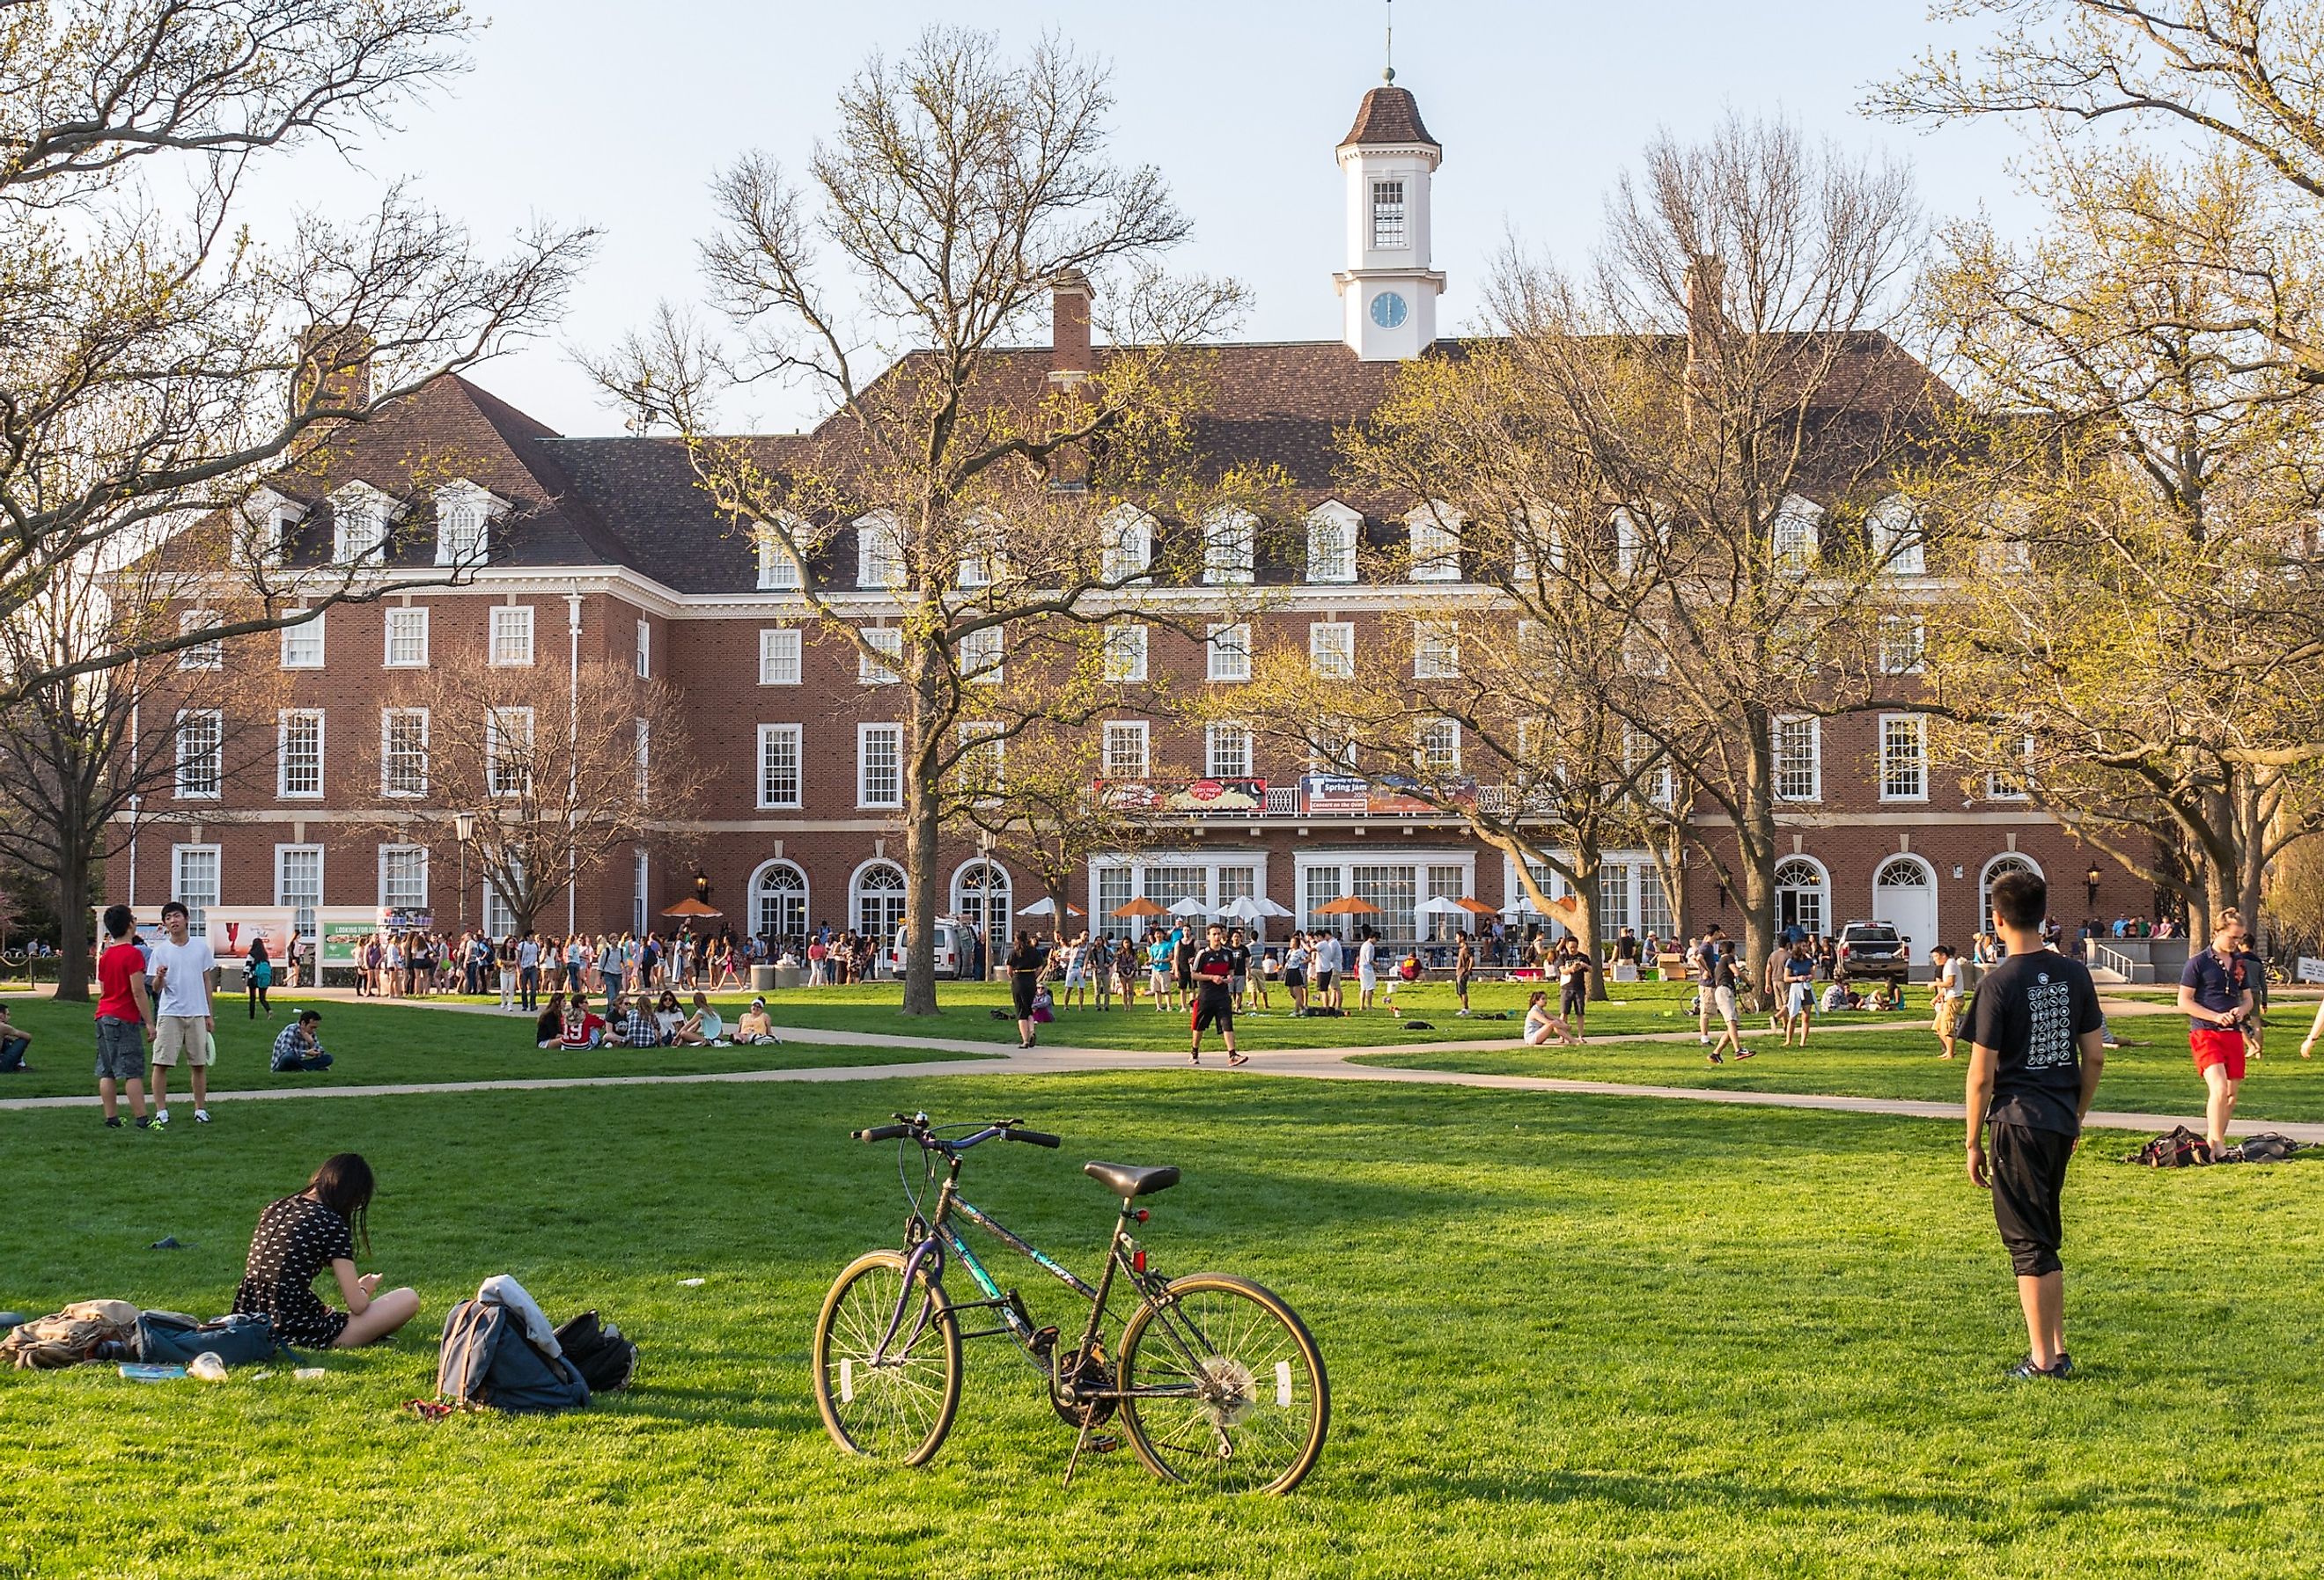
[1980,855,2043,933]
[1775,856,1828,941]
[850,859,908,944]
[1872,855,1938,959]
[749,860,809,946]
[952,859,1013,959]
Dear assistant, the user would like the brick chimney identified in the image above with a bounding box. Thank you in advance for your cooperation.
[1682,254,1724,414]
[1048,270,1093,386]
[293,323,374,418]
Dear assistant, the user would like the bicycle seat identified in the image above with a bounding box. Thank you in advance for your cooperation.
[1083,1162,1180,1198]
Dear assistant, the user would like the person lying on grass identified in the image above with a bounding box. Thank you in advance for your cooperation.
[232,1153,419,1349]
[268,1010,334,1071]
[1522,990,1579,1047]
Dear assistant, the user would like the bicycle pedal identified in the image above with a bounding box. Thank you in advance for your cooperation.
[1088,1435,1121,1454]
[1030,1326,1060,1357]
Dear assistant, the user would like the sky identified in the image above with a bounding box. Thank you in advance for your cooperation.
[244,1,2038,436]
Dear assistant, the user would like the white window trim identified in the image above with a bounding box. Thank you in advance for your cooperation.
[1205,721,1252,781]
[856,510,906,591]
[329,481,397,568]
[857,722,904,810]
[1407,501,1463,583]
[384,606,430,668]
[1103,623,1148,684]
[1206,622,1252,683]
[1099,505,1155,585]
[1305,502,1360,584]
[173,709,223,800]
[758,627,803,686]
[756,518,805,592]
[960,623,1004,686]
[1202,507,1256,585]
[859,626,904,685]
[378,843,430,910]
[1103,719,1151,780]
[1986,735,2036,802]
[489,605,535,666]
[1309,621,1355,679]
[276,709,325,800]
[636,618,651,679]
[486,707,534,798]
[1414,619,1460,680]
[178,610,224,670]
[273,844,324,937]
[1879,713,1930,803]
[432,480,499,568]
[757,723,804,809]
[1774,715,1822,804]
[380,707,430,798]
[1416,717,1462,776]
[1878,614,1927,677]
[279,608,325,669]
[171,844,223,934]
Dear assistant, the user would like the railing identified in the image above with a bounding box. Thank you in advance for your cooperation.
[2089,942,2138,981]
[1262,785,1298,815]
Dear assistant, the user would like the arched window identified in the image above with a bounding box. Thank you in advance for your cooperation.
[750,860,809,944]
[1305,502,1359,584]
[851,859,909,942]
[1980,855,2043,933]
[952,859,1013,948]
[1770,494,1824,570]
[1774,856,1828,941]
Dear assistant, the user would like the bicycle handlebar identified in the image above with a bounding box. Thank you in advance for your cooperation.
[850,1114,1060,1150]
[1005,1128,1061,1149]
[853,1123,911,1143]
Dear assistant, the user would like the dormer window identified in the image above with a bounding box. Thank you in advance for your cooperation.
[1408,501,1462,582]
[1372,180,1407,248]
[1202,508,1255,584]
[1305,502,1360,584]
[1099,506,1154,584]
[329,481,397,567]
[240,489,298,569]
[757,514,806,592]
[856,511,906,590]
[1868,496,1924,575]
[1770,495,1823,572]
[432,481,500,568]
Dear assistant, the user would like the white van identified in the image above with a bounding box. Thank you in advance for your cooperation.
[886,915,981,980]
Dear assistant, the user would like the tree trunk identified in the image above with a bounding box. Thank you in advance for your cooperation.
[1735,783,1780,1016]
[54,861,92,1001]
[1569,848,1606,1003]
[901,680,942,1016]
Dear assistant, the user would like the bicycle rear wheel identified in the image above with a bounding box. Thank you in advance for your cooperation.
[1116,1273,1327,1495]
[812,1250,961,1466]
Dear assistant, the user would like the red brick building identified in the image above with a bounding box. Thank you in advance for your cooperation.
[128,82,2138,971]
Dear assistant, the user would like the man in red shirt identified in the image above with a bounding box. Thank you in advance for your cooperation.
[92,903,156,1128]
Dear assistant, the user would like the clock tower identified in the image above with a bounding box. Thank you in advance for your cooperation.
[1335,76,1445,361]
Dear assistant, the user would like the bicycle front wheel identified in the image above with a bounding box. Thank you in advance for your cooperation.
[1116,1273,1328,1495]
[812,1250,961,1466]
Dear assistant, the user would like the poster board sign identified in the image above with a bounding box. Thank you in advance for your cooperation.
[195,907,299,962]
[1299,775,1371,815]
[317,908,383,967]
[1161,777,1268,815]
[2299,957,2324,984]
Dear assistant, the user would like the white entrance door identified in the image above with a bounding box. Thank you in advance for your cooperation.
[1872,856,1938,970]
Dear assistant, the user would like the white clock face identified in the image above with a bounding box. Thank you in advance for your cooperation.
[1370,291,1408,329]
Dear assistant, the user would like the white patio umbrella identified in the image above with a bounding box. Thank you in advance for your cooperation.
[1015,897,1084,917]
[1499,896,1543,916]
[1219,895,1267,922]
[1166,896,1212,918]
[1416,894,1471,937]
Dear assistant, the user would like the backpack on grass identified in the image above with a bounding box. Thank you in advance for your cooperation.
[129,1311,278,1368]
[552,1311,638,1394]
[2,1299,139,1371]
[438,1299,590,1415]
[2128,1126,2213,1168]
[2225,1133,2306,1164]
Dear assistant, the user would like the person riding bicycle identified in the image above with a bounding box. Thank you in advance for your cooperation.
[1189,922,1243,1066]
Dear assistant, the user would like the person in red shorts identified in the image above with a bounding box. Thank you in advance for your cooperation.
[2177,908,2257,1159]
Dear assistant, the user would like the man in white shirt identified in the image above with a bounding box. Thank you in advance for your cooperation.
[146,900,218,1125]
[1314,932,1343,1011]
[1929,944,1964,1061]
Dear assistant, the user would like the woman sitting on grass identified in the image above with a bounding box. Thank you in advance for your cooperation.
[669,991,724,1046]
[232,1153,419,1349]
[533,992,567,1048]
[652,989,686,1042]
[734,997,778,1044]
[1523,989,1580,1047]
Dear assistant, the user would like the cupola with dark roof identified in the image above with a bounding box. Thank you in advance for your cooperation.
[1333,79,1446,361]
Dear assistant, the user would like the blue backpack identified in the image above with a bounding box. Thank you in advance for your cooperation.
[436,1299,590,1414]
[131,1311,280,1368]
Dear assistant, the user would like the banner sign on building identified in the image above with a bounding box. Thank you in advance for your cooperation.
[320,920,377,966]
[1095,778,1269,815]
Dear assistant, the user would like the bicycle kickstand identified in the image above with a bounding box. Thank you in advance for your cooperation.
[1061,1417,1120,1488]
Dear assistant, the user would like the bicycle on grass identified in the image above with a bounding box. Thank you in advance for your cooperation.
[812,1113,1328,1494]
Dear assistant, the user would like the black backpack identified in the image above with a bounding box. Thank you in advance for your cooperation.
[554,1310,638,1393]
[2129,1126,2213,1168]
[2226,1133,2304,1164]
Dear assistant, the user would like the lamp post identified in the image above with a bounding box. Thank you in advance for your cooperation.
[2085,863,2102,911]
[455,811,475,930]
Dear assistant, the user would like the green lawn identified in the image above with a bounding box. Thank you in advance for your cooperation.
[4,1069,2323,1576]
[0,995,990,1100]
[1356,1010,2324,1124]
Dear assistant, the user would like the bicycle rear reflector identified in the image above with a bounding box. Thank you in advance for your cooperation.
[1277,1361,1294,1407]
[840,1358,855,1404]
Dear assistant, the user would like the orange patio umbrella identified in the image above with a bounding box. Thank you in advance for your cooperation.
[1110,896,1169,919]
[1454,897,1499,916]
[1313,895,1382,916]
[660,897,724,918]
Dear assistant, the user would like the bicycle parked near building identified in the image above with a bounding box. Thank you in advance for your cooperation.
[813,1113,1328,1494]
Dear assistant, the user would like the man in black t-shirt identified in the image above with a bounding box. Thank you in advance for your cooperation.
[1964,868,2106,1381]
[1188,923,1242,1066]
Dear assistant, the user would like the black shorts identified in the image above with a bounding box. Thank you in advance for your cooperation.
[1989,1122,2075,1277]
[1560,983,1585,1018]
[1191,994,1233,1033]
[1313,971,1335,991]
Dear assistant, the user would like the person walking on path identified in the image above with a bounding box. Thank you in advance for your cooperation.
[1695,926,1725,1046]
[246,937,274,1019]
[1007,930,1047,1049]
[1929,944,1964,1061]
[2177,908,2257,1158]
[1963,866,2106,1381]
[1188,922,1244,1065]
[232,1153,419,1349]
[1454,934,1475,1017]
[146,900,217,1127]
[1781,942,1816,1047]
[92,904,154,1127]
[1705,941,1758,1065]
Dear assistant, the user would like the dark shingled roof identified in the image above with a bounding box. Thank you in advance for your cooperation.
[1340,85,1438,151]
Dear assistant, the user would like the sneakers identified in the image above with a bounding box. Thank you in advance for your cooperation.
[2006,1353,2074,1380]
[151,1110,169,1128]
[1733,1049,1759,1061]
[105,1116,122,1128]
[194,1109,211,1124]
[136,1115,153,1129]
[1707,1051,1725,1064]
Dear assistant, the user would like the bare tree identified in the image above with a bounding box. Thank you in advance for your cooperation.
[594,28,1263,1014]
[0,552,279,997]
[946,719,1186,925]
[349,658,706,937]
[0,0,594,696]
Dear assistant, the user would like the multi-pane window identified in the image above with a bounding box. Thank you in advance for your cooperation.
[278,709,324,798]
[1305,507,1357,583]
[436,496,487,565]
[1217,865,1258,910]
[1351,864,1418,944]
[634,717,650,800]
[1310,621,1355,679]
[759,628,803,685]
[1408,503,1460,581]
[486,707,533,797]
[1413,620,1459,679]
[178,611,224,669]
[380,844,428,911]
[1417,717,1461,776]
[1371,179,1407,248]
[1879,714,1928,801]
[857,724,903,808]
[385,606,430,667]
[1103,720,1150,779]
[636,618,651,679]
[1202,509,1255,584]
[1622,621,1668,676]
[958,721,1005,795]
[174,710,223,798]
[757,724,802,808]
[173,846,220,935]
[1305,864,1345,934]
[857,512,905,589]
[1206,722,1251,780]
[1770,496,1822,570]
[488,854,524,938]
[381,708,429,797]
[1877,614,1926,675]
[1099,509,1152,584]
[959,623,1004,685]
[280,610,324,668]
[1623,724,1675,807]
[1869,496,1924,575]
[757,533,802,591]
[1774,716,1821,803]
[1099,865,1133,925]
[1987,735,2036,801]
[1102,623,1148,683]
[1206,623,1251,682]
[333,500,387,565]
[859,626,904,685]
[275,845,322,940]
[489,606,534,665]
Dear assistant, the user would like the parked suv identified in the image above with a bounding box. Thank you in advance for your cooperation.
[1834,922,1910,987]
